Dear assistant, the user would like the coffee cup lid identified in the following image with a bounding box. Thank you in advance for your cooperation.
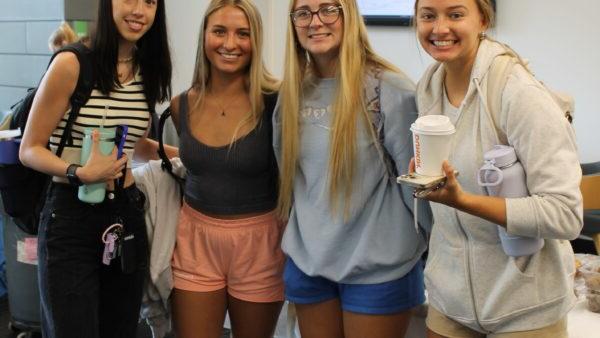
[410,115,455,135]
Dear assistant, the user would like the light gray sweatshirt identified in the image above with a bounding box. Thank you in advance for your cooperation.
[134,159,186,338]
[273,71,431,284]
[417,39,583,333]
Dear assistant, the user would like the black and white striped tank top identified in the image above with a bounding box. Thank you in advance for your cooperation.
[50,72,150,167]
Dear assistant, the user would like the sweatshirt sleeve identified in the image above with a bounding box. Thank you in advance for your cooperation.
[379,72,433,233]
[502,71,583,240]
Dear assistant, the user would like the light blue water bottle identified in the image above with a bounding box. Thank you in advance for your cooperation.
[78,128,115,203]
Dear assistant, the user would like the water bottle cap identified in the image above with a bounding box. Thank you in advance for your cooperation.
[484,145,518,168]
[410,115,456,136]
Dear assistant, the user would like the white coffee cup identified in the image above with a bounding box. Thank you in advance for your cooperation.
[410,115,456,176]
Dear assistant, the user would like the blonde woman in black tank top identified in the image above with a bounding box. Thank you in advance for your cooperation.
[168,1,283,338]
[19,1,176,337]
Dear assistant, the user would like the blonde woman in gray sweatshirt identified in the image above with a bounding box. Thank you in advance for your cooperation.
[412,0,582,337]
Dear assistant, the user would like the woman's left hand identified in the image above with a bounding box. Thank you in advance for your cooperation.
[416,161,466,209]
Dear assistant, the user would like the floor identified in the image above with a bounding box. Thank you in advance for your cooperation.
[0,295,19,338]
[0,294,157,338]
[0,294,231,338]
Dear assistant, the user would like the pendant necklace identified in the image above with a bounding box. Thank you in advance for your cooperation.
[212,93,244,117]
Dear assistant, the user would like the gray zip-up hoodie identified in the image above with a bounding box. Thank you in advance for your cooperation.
[416,39,583,333]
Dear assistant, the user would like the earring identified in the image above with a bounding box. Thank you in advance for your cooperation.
[479,31,487,40]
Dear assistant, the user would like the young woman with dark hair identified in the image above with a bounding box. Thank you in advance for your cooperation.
[19,1,175,337]
[93,0,172,106]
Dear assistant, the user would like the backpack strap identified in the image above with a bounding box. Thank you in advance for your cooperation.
[157,107,173,173]
[51,42,94,156]
[484,38,574,134]
[483,54,515,146]
[367,71,398,180]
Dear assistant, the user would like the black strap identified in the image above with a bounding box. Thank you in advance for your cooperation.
[157,107,173,173]
[157,107,185,203]
[51,42,94,157]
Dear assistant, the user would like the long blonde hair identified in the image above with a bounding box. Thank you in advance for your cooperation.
[191,0,278,128]
[277,0,401,218]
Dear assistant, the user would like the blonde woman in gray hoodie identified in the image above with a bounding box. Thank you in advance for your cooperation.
[412,0,582,337]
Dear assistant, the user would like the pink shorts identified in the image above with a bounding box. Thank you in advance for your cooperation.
[172,203,285,303]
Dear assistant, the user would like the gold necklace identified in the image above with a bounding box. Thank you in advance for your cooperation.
[211,92,245,117]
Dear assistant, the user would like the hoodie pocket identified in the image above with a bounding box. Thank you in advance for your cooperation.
[473,247,540,323]
[424,246,476,320]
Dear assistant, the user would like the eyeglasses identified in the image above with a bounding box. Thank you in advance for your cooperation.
[290,5,343,28]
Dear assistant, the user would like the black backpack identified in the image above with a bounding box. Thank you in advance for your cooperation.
[0,42,94,235]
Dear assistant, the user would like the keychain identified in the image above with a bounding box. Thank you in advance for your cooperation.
[102,222,123,265]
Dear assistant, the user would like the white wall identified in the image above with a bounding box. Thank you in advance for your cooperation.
[165,0,268,97]
[165,0,205,97]
[493,0,599,163]
[167,0,599,162]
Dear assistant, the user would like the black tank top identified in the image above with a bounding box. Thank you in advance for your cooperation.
[178,91,278,215]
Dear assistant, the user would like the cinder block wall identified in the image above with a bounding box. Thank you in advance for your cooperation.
[0,0,97,112]
[0,0,64,111]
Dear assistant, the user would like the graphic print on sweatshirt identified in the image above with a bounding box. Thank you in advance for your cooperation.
[300,104,332,130]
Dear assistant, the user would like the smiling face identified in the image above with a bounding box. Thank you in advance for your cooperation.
[204,5,252,78]
[112,0,157,44]
[292,0,343,72]
[416,0,487,68]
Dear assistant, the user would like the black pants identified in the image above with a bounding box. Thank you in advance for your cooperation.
[37,183,148,338]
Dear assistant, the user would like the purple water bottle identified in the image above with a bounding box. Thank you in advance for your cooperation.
[478,145,544,256]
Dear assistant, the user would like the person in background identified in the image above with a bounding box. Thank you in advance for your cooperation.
[19,0,175,337]
[274,0,431,337]
[168,1,283,337]
[48,21,78,52]
[412,0,582,337]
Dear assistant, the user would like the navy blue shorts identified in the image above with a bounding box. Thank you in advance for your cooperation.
[283,258,425,315]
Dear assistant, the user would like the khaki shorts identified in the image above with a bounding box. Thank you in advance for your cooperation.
[426,306,568,338]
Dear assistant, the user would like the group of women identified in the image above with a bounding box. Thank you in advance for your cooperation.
[18,0,582,337]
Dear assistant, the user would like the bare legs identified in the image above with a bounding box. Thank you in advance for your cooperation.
[172,288,227,338]
[227,294,283,338]
[172,288,283,338]
[295,298,414,338]
[427,328,449,338]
